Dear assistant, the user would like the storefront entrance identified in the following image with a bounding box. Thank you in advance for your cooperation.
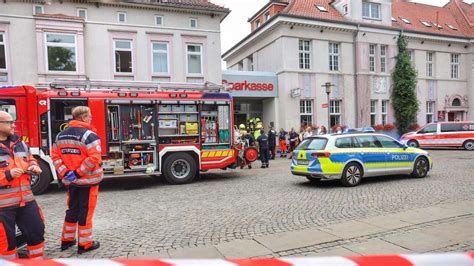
[233,100,264,129]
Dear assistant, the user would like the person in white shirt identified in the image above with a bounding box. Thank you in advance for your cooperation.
[303,126,313,139]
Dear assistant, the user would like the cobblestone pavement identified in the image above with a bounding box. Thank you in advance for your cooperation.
[34,149,474,258]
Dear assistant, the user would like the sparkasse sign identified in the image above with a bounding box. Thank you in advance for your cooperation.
[222,80,274,92]
[222,70,278,98]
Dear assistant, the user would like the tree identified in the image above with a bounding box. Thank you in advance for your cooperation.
[392,33,419,134]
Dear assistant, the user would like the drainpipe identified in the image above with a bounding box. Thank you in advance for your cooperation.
[353,24,360,127]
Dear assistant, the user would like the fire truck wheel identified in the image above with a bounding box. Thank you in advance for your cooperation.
[163,153,197,185]
[31,159,53,195]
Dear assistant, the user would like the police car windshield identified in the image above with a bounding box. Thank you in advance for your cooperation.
[297,138,328,150]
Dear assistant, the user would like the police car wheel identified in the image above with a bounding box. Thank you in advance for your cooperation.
[341,163,362,187]
[31,159,53,195]
[463,140,474,151]
[407,140,419,148]
[163,153,197,185]
[412,157,429,178]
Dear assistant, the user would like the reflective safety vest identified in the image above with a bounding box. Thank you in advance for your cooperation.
[0,135,38,208]
[51,120,103,186]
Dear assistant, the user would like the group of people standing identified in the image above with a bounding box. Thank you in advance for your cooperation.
[238,123,341,167]
[277,125,342,159]
[0,106,102,259]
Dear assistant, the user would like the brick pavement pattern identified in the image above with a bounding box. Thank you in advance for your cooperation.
[34,149,474,258]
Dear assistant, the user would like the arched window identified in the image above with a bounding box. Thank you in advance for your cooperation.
[452,98,461,106]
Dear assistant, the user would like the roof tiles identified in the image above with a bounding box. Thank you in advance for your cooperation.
[258,0,473,38]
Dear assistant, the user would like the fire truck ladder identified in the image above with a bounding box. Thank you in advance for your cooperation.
[48,78,225,93]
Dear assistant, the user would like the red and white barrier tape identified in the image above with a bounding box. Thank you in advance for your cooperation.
[2,253,473,266]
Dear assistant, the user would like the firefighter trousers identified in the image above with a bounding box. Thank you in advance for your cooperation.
[0,200,45,259]
[62,185,99,249]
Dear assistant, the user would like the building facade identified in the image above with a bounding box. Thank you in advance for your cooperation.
[0,0,229,86]
[223,0,474,131]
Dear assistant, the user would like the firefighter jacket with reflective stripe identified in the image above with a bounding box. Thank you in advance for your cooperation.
[0,135,38,208]
[51,120,103,186]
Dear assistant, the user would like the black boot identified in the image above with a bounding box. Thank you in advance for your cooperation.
[61,240,76,251]
[78,241,100,254]
[248,164,252,169]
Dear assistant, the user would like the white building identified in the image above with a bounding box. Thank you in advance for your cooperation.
[0,0,229,85]
[222,0,474,131]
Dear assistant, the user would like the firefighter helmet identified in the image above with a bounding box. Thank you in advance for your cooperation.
[255,123,263,129]
[239,124,246,129]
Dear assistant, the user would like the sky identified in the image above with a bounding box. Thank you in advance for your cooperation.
[211,0,473,67]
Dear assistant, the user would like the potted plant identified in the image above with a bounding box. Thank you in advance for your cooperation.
[374,124,385,131]
[379,123,399,138]
[408,123,420,131]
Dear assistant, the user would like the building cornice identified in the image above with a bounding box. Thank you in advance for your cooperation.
[1,0,230,22]
[0,13,222,34]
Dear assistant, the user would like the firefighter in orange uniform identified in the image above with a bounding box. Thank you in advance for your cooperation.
[0,111,45,259]
[51,106,102,254]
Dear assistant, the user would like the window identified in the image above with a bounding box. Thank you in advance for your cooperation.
[441,123,463,132]
[426,101,435,123]
[190,18,198,28]
[46,34,77,72]
[315,5,328,12]
[426,52,433,77]
[452,98,461,107]
[329,43,339,71]
[369,44,375,72]
[380,45,387,73]
[300,100,313,127]
[114,40,133,73]
[400,17,411,24]
[155,15,164,26]
[343,5,349,15]
[298,138,328,150]
[77,9,87,20]
[376,135,402,148]
[152,42,168,74]
[421,21,432,27]
[299,39,311,69]
[255,19,260,28]
[34,5,44,15]
[265,12,270,21]
[335,137,358,148]
[187,44,202,74]
[356,135,382,148]
[418,124,437,134]
[446,24,458,31]
[248,55,253,71]
[0,34,6,70]
[0,99,16,120]
[451,54,459,79]
[362,1,380,20]
[370,100,377,126]
[381,100,388,125]
[330,100,341,127]
[117,12,126,23]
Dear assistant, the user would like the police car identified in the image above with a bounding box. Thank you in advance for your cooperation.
[290,133,432,186]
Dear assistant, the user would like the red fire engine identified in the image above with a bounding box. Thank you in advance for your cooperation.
[0,79,242,194]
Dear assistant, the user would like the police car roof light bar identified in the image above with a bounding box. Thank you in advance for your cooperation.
[48,78,223,93]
